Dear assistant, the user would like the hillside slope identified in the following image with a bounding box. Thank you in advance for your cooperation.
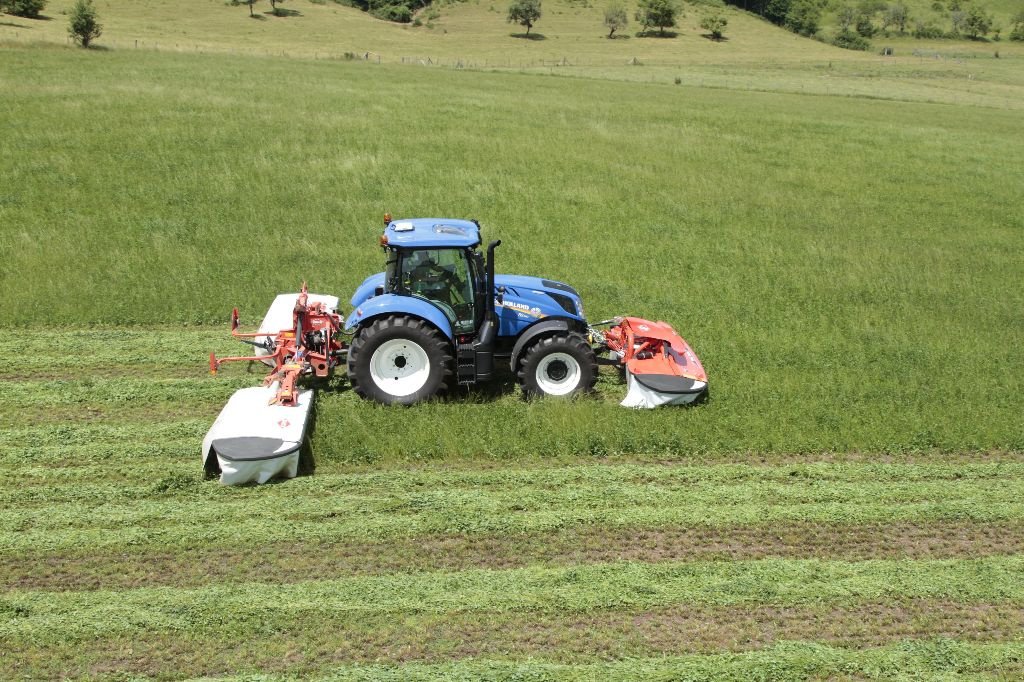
[2,0,1021,99]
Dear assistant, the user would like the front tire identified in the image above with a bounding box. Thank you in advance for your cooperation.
[347,316,453,405]
[518,333,598,399]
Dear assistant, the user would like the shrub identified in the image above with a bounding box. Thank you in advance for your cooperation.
[67,0,101,48]
[912,19,943,37]
[374,3,412,21]
[0,0,46,18]
[700,13,728,38]
[833,27,872,48]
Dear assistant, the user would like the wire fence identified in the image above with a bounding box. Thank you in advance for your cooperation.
[0,29,683,69]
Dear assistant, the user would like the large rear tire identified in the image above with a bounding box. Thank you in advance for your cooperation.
[518,333,598,399]
[347,316,453,405]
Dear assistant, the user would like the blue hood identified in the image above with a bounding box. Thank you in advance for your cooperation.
[495,274,585,327]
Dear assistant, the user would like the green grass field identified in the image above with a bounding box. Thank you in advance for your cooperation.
[2,0,1024,677]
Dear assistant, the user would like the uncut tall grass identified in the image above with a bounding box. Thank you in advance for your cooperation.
[1,45,1022,457]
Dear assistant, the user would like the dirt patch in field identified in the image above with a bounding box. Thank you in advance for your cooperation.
[5,599,1023,679]
[6,520,1023,592]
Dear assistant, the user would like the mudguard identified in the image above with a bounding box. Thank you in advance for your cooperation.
[509,318,575,371]
[346,294,454,340]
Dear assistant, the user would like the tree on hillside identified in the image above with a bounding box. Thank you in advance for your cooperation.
[882,2,909,33]
[1011,10,1024,40]
[836,4,857,30]
[961,4,993,38]
[783,0,821,36]
[507,0,541,36]
[700,13,728,39]
[0,0,47,18]
[854,5,877,36]
[68,0,101,48]
[635,0,680,35]
[604,1,628,38]
[950,8,967,33]
[764,0,790,25]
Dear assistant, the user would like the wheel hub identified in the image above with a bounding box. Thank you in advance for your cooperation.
[546,360,568,382]
[535,352,582,396]
[370,339,431,397]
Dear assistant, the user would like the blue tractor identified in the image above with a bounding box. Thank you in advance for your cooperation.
[345,217,600,404]
[204,215,708,482]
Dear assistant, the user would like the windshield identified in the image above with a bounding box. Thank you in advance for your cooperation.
[400,249,476,334]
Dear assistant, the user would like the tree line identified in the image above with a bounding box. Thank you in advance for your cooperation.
[722,0,1022,49]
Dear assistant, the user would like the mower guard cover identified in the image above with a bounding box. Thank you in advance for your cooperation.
[202,385,312,485]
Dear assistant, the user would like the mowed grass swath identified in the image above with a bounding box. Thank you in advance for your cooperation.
[1,11,1024,678]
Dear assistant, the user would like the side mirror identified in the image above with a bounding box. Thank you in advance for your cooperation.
[374,285,384,297]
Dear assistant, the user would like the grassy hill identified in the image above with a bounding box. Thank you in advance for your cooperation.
[3,0,1022,95]
[1,2,1023,679]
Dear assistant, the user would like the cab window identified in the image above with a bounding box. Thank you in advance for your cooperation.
[401,249,476,334]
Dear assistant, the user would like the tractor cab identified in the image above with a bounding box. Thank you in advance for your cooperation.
[377,218,488,338]
[384,245,482,336]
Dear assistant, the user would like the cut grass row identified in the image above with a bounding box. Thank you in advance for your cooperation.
[173,640,1024,681]
[5,614,1024,679]
[5,556,1024,642]
[5,521,1022,593]
[4,461,1024,553]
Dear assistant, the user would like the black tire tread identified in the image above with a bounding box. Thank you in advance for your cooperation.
[516,332,598,399]
[347,315,453,405]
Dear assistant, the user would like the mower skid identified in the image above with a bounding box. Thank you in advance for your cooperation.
[621,371,708,408]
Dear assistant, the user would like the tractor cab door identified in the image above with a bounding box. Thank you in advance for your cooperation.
[398,248,477,335]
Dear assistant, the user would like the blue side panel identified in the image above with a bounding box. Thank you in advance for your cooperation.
[346,294,454,340]
[350,272,385,308]
[495,283,584,339]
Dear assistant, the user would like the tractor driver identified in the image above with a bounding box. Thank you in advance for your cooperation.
[404,250,469,314]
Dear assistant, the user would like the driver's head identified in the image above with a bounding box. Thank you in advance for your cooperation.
[410,252,436,268]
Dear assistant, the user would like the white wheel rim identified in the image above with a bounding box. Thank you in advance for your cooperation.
[370,338,431,397]
[535,352,582,396]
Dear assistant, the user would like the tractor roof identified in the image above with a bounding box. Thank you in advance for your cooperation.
[382,218,481,249]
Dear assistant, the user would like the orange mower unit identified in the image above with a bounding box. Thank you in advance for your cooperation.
[602,317,709,408]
